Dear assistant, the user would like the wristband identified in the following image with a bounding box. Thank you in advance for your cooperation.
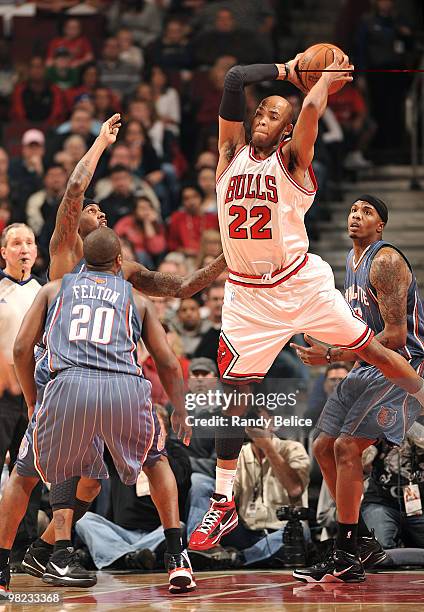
[284,63,290,81]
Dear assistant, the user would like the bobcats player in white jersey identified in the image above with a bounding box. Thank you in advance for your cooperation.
[189,53,424,552]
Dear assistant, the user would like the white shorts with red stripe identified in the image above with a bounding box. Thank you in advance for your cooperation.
[218,253,373,384]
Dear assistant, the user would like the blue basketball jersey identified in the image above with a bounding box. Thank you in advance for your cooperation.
[344,240,424,360]
[45,270,143,376]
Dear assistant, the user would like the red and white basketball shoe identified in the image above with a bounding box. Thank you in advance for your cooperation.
[189,496,238,551]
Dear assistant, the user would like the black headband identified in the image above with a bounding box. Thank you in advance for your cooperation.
[83,198,99,209]
[355,194,388,224]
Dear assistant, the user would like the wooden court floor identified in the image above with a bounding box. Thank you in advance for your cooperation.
[2,569,424,611]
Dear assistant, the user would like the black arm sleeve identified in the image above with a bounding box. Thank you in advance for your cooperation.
[219,64,279,122]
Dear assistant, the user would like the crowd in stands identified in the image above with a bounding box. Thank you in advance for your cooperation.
[0,0,423,573]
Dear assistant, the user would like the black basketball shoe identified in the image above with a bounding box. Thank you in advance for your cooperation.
[22,542,52,578]
[164,549,196,594]
[42,547,97,588]
[0,564,10,599]
[359,530,387,568]
[293,549,365,583]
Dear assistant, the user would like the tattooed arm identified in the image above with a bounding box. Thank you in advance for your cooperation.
[368,247,411,349]
[49,113,121,280]
[122,253,227,297]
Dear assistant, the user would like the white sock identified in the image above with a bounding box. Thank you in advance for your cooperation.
[215,466,236,500]
[412,381,424,407]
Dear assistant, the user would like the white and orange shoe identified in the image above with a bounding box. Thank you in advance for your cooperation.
[165,549,196,595]
[189,495,238,551]
[0,564,10,600]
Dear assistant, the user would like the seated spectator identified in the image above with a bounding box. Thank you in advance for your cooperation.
[329,83,375,170]
[26,163,67,249]
[66,63,118,110]
[99,164,137,228]
[168,185,219,257]
[54,134,88,175]
[94,143,161,212]
[46,17,94,68]
[197,166,216,212]
[114,194,166,267]
[194,282,224,364]
[145,17,192,73]
[0,199,11,234]
[9,130,45,220]
[98,37,140,101]
[93,86,118,123]
[149,66,181,135]
[75,406,192,570]
[108,0,164,48]
[117,27,144,71]
[10,57,66,124]
[361,421,424,549]
[192,7,272,67]
[197,229,221,262]
[171,298,211,358]
[49,108,96,163]
[46,47,79,91]
[304,362,350,426]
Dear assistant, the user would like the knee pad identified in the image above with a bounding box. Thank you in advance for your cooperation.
[215,421,245,460]
[49,477,79,512]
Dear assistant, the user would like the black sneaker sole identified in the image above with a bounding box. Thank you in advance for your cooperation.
[42,572,97,588]
[361,548,387,569]
[21,558,46,579]
[293,570,366,584]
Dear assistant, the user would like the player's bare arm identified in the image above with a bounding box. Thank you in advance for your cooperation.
[288,53,353,175]
[122,253,226,298]
[369,247,411,349]
[49,114,121,280]
[13,281,61,417]
[133,293,191,445]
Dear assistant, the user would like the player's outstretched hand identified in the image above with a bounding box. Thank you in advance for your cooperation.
[290,334,328,366]
[99,113,121,147]
[324,52,354,86]
[171,409,192,446]
[286,53,309,94]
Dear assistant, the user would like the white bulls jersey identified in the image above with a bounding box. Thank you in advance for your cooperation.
[216,142,317,285]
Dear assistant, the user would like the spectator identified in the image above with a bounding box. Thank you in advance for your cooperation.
[0,148,8,185]
[145,18,193,73]
[361,421,424,549]
[66,63,115,109]
[9,130,45,220]
[0,39,17,116]
[75,406,192,570]
[114,194,166,267]
[328,83,375,170]
[52,108,97,157]
[98,37,140,100]
[0,200,11,234]
[195,150,218,172]
[197,166,217,212]
[25,164,67,247]
[99,164,137,228]
[172,298,211,358]
[54,134,88,175]
[46,47,79,91]
[194,282,224,363]
[108,0,164,48]
[168,185,219,256]
[117,27,144,71]
[191,0,276,38]
[46,17,94,68]
[192,8,272,67]
[149,65,181,134]
[93,86,118,123]
[10,57,66,124]
[304,362,350,426]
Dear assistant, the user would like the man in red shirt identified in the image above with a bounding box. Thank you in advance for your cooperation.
[168,185,219,256]
[47,18,94,69]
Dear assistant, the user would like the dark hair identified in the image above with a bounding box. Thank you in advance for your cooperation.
[109,164,131,175]
[181,183,205,200]
[325,362,350,377]
[46,163,66,173]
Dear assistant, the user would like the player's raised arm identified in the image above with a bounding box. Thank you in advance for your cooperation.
[49,113,121,279]
[122,252,226,298]
[217,63,290,178]
[134,294,191,445]
[13,281,60,417]
[289,53,353,170]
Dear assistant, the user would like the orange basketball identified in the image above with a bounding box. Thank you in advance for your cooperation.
[297,43,348,95]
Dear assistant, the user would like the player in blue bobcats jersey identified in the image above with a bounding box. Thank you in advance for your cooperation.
[14,228,195,591]
[292,195,424,583]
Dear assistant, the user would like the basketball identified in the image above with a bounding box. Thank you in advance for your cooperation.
[297,43,348,95]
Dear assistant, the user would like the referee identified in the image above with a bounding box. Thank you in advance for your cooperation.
[0,223,42,565]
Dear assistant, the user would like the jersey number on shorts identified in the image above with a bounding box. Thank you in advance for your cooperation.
[69,304,114,344]
[228,205,272,239]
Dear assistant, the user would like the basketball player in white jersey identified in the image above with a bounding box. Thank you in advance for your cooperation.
[189,52,424,551]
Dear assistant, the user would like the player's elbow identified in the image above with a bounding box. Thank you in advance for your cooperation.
[67,177,84,195]
[13,337,26,363]
[224,65,245,90]
[384,325,407,350]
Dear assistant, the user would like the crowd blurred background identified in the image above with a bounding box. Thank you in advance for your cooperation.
[0,0,424,572]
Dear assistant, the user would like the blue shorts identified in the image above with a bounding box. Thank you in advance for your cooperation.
[316,358,424,445]
[33,368,165,485]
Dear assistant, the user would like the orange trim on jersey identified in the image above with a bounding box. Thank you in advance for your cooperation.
[228,255,308,288]
[276,147,317,195]
[216,145,247,185]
